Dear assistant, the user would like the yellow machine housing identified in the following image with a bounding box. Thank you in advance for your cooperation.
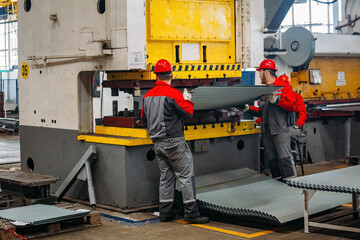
[94,0,252,146]
[291,57,360,101]
[108,0,241,81]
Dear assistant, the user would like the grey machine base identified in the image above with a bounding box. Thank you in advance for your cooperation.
[20,126,260,209]
[303,117,360,163]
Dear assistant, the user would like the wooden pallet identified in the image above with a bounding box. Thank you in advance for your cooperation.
[0,209,101,239]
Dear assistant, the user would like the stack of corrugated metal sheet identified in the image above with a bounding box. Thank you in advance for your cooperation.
[0,204,90,225]
[176,168,351,224]
[191,86,280,110]
[286,165,360,193]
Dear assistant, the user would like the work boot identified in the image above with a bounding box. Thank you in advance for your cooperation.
[184,215,209,224]
[160,214,176,222]
[159,202,176,222]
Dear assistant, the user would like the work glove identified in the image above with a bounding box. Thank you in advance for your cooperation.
[260,94,278,104]
[183,88,193,101]
[239,104,249,112]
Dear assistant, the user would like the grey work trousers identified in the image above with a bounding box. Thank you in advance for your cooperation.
[154,137,200,218]
[261,127,297,179]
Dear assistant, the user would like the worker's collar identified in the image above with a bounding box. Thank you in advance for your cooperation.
[156,81,173,87]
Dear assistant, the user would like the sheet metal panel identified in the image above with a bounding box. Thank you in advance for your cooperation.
[0,171,59,187]
[177,168,351,224]
[0,204,90,226]
[286,165,360,193]
[191,86,280,110]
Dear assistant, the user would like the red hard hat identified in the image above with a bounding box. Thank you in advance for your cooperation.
[154,59,173,73]
[279,74,291,85]
[256,59,278,71]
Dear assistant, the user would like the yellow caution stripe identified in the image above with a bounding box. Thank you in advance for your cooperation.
[150,64,242,72]
[342,204,360,208]
[77,135,153,146]
[174,219,274,238]
[107,63,242,80]
[334,165,349,169]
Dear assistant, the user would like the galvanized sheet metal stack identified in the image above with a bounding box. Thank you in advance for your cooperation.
[0,204,90,225]
[286,165,360,193]
[177,168,351,224]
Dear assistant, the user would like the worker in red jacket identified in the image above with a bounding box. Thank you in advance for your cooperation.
[141,59,209,224]
[246,59,297,180]
[254,91,306,129]
[278,74,307,129]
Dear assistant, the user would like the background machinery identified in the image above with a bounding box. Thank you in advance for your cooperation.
[18,0,268,209]
[265,0,360,164]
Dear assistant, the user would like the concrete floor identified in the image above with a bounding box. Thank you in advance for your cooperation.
[0,133,359,239]
[0,134,20,164]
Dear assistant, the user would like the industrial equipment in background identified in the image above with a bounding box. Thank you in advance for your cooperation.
[264,22,360,164]
[18,0,268,209]
[0,118,19,132]
[17,0,360,215]
[0,92,3,118]
[0,0,17,21]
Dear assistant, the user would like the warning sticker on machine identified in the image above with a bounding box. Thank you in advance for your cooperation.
[21,62,29,79]
[336,71,346,86]
[129,52,145,69]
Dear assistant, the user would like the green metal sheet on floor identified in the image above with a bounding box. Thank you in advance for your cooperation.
[0,204,90,226]
[177,168,351,224]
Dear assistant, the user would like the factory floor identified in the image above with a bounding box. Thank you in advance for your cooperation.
[0,134,359,239]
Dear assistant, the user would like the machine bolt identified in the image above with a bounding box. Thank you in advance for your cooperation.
[49,14,57,21]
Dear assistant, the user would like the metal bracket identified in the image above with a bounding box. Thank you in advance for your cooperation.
[193,139,210,152]
[55,145,97,210]
[303,189,317,233]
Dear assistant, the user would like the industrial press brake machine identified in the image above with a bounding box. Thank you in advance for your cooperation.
[18,0,264,208]
[276,27,360,163]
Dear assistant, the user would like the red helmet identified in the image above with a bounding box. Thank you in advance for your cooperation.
[256,59,278,71]
[154,59,173,73]
[279,74,291,85]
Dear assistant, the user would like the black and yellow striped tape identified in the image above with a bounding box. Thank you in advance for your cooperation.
[151,64,241,72]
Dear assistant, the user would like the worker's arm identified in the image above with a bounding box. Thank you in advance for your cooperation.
[255,117,262,126]
[277,85,296,112]
[173,90,194,120]
[294,93,307,128]
[247,105,260,117]
[140,100,147,123]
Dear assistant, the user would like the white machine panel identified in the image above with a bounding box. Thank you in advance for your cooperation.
[314,33,360,57]
[236,0,264,69]
[18,0,146,131]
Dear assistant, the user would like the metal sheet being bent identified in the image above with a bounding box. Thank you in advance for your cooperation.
[286,165,360,193]
[177,168,351,224]
[191,86,280,111]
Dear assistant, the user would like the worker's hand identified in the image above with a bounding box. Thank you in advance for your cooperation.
[183,88,193,101]
[293,124,300,129]
[260,94,278,104]
[239,104,249,112]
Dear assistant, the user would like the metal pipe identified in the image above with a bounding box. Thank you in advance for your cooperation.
[309,0,312,33]
[345,118,351,161]
[7,21,10,101]
[304,190,310,233]
[134,101,139,118]
[112,100,118,116]
[352,193,359,219]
